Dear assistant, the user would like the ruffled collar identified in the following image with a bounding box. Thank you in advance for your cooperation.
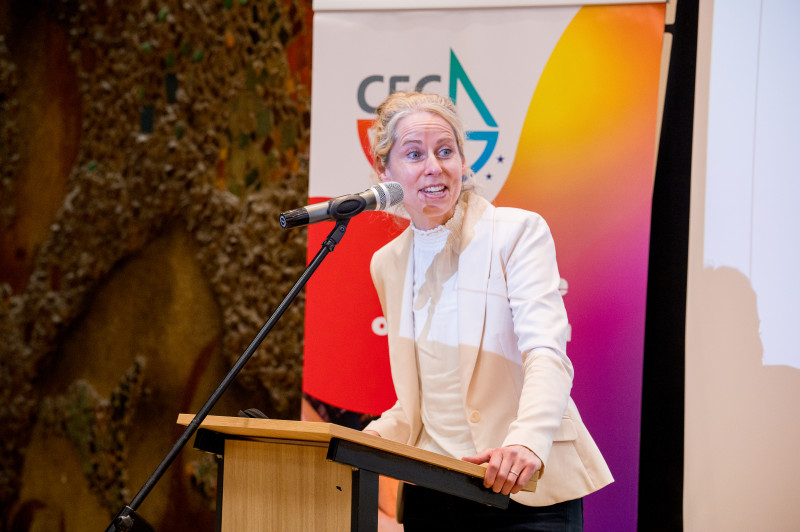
[410,194,467,242]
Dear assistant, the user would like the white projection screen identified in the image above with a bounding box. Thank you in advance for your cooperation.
[686,0,800,530]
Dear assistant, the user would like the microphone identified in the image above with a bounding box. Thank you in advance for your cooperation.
[279,182,404,229]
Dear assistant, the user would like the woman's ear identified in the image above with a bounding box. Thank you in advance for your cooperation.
[375,162,389,181]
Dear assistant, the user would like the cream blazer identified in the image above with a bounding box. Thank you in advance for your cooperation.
[364,193,613,506]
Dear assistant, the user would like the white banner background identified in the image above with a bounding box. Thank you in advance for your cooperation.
[309,7,577,200]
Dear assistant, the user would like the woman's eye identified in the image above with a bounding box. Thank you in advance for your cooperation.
[439,148,453,157]
[407,150,421,159]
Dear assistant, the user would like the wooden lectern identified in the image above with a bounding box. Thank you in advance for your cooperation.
[177,414,537,532]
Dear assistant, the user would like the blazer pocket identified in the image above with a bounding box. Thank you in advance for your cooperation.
[553,416,578,442]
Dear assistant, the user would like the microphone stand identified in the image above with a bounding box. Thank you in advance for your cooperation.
[105,219,351,531]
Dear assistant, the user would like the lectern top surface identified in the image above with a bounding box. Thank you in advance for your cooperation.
[177,414,537,492]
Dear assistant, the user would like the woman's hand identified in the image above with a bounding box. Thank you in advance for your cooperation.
[363,429,381,437]
[462,445,542,495]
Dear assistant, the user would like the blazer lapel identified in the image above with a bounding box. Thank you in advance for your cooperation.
[457,195,494,390]
[379,229,422,441]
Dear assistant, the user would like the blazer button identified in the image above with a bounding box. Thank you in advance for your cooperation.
[469,411,481,423]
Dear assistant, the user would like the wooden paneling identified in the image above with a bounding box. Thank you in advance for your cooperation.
[222,439,352,531]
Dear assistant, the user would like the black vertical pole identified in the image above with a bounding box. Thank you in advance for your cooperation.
[639,0,699,530]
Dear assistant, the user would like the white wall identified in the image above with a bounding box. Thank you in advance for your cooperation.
[685,1,800,529]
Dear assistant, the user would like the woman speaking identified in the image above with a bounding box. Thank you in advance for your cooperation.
[362,91,613,531]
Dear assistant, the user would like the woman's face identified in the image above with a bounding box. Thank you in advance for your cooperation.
[380,111,466,230]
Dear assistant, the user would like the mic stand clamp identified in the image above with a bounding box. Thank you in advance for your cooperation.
[107,506,154,532]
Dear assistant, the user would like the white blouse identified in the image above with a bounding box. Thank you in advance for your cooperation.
[411,218,476,459]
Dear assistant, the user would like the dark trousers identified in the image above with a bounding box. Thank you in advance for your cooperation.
[402,484,583,532]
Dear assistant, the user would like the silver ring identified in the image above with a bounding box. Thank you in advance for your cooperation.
[509,470,519,477]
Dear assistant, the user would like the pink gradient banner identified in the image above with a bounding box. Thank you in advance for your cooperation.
[494,6,664,527]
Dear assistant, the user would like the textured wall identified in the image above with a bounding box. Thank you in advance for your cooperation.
[0,0,313,529]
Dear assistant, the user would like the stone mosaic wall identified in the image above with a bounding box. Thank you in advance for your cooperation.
[0,0,313,528]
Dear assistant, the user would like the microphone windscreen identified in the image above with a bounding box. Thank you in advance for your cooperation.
[382,181,404,208]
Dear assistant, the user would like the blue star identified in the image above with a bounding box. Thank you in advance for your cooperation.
[497,155,505,164]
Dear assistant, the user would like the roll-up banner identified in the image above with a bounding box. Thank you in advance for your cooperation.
[303,2,665,529]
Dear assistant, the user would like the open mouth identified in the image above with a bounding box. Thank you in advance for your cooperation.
[421,185,446,194]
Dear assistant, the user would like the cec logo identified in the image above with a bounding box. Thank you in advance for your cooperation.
[355,50,499,176]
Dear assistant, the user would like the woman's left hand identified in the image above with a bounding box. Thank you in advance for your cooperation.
[462,445,542,495]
